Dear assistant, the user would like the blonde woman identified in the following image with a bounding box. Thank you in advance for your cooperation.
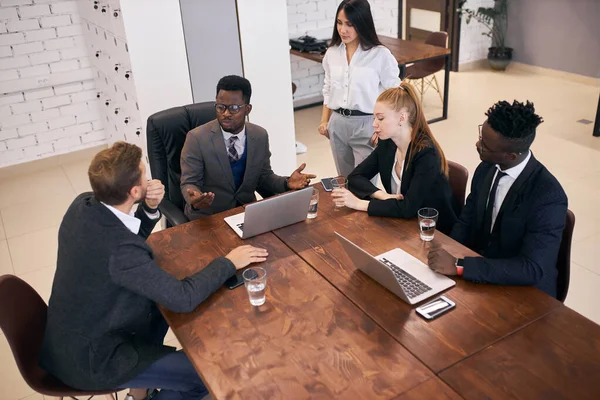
[332,82,458,234]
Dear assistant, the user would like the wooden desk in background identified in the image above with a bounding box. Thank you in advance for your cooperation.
[273,184,562,373]
[147,207,433,399]
[290,35,452,123]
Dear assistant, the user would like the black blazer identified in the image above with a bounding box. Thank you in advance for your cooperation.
[40,194,236,390]
[348,137,458,234]
[451,154,568,298]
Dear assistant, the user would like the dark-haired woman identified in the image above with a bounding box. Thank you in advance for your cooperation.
[318,0,400,178]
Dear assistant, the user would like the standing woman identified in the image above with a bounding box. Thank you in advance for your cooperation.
[319,0,401,178]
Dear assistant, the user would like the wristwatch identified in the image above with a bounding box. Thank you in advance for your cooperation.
[284,177,290,190]
[455,258,464,276]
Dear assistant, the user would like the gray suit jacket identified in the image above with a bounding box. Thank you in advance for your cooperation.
[180,119,287,220]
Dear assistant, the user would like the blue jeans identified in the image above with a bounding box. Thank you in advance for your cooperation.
[118,351,209,400]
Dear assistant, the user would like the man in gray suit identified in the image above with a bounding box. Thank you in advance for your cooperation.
[180,75,316,220]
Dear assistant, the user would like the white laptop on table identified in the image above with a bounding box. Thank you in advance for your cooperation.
[335,232,455,305]
[224,187,313,239]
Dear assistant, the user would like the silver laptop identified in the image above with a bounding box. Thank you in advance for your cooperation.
[224,187,313,239]
[335,232,455,305]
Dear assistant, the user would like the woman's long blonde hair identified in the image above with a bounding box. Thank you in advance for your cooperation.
[376,81,448,176]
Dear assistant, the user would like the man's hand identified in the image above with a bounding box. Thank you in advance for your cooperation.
[318,122,330,139]
[371,190,403,201]
[145,179,165,209]
[331,188,369,211]
[226,245,269,270]
[287,163,317,190]
[187,188,215,209]
[370,132,379,147]
[427,242,458,276]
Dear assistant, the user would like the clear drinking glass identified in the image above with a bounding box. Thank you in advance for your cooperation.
[418,208,439,241]
[331,177,348,208]
[243,267,267,306]
[307,187,319,219]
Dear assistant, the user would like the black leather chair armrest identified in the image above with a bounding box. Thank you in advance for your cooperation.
[159,200,189,227]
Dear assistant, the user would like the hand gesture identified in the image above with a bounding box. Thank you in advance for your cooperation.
[286,163,317,190]
[145,179,165,209]
[187,189,215,209]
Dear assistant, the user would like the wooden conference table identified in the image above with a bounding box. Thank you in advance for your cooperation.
[147,185,600,399]
[290,35,452,124]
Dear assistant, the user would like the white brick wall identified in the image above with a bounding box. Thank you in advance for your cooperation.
[458,0,494,65]
[0,0,106,167]
[287,0,399,105]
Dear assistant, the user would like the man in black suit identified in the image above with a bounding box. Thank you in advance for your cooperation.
[180,75,316,220]
[427,100,568,298]
[40,142,268,399]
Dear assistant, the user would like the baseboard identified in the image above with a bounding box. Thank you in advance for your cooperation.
[507,62,600,87]
[458,59,488,72]
[293,94,323,109]
[0,143,107,181]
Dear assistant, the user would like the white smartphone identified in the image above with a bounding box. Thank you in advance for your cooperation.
[416,296,455,320]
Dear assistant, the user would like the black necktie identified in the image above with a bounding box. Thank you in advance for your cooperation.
[482,170,507,237]
[227,136,239,163]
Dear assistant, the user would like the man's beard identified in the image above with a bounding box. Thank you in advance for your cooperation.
[134,186,147,204]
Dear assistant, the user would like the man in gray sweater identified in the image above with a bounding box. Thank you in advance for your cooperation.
[40,142,267,400]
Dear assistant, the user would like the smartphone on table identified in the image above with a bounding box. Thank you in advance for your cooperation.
[416,296,455,320]
[321,177,335,192]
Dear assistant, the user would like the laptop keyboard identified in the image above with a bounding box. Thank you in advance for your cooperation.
[380,258,432,299]
[236,223,244,232]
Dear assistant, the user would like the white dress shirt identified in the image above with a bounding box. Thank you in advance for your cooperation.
[322,43,400,113]
[222,126,246,156]
[102,202,160,234]
[488,151,532,230]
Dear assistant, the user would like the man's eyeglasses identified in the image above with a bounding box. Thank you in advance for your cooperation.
[215,104,246,114]
[478,124,501,153]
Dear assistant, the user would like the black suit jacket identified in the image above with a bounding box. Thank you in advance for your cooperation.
[451,154,568,298]
[40,194,235,390]
[348,137,458,234]
[180,120,287,220]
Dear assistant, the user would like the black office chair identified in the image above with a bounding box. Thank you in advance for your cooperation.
[146,102,216,227]
[556,209,575,302]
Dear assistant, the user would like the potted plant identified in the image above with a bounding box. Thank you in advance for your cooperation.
[458,0,512,71]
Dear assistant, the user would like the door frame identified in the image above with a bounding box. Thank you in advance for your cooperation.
[397,0,461,72]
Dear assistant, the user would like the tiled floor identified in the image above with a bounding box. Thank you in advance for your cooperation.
[1,67,599,399]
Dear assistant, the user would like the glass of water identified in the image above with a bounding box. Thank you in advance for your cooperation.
[243,267,267,306]
[307,188,319,219]
[331,177,348,208]
[418,208,438,241]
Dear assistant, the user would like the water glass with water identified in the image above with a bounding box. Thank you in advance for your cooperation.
[306,187,319,219]
[331,177,348,208]
[243,267,267,306]
[418,208,438,241]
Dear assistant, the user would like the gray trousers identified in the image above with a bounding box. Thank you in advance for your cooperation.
[328,111,375,177]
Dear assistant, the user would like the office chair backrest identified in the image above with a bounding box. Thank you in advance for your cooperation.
[406,31,448,79]
[447,160,469,214]
[0,274,53,393]
[146,102,216,212]
[556,209,575,302]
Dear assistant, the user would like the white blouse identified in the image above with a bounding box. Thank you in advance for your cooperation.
[390,153,405,195]
[322,43,400,113]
